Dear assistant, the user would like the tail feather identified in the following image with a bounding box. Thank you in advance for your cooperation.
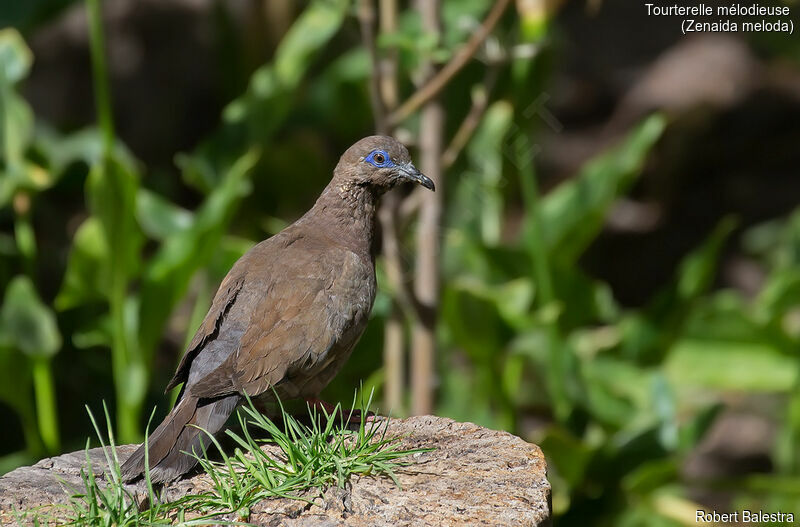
[121,394,240,483]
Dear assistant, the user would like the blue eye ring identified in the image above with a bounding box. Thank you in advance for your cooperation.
[364,149,395,168]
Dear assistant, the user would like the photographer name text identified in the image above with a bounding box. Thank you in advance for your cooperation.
[696,509,795,523]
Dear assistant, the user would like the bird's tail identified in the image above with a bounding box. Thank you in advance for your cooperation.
[120,394,240,483]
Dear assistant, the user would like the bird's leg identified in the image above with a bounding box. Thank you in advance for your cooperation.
[304,397,375,424]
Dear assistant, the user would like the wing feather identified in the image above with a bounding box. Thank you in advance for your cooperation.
[165,272,246,393]
[185,243,347,399]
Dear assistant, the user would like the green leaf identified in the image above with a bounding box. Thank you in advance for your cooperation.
[137,149,259,359]
[319,48,369,84]
[755,269,800,328]
[442,0,494,49]
[582,356,650,427]
[136,188,194,241]
[539,426,594,489]
[450,101,513,245]
[539,114,667,262]
[55,217,109,310]
[620,218,738,364]
[223,0,349,128]
[617,497,689,527]
[0,450,35,476]
[678,403,722,453]
[677,217,737,300]
[0,30,35,206]
[665,338,797,392]
[441,281,510,361]
[622,459,679,495]
[210,235,256,280]
[0,232,16,255]
[742,206,800,270]
[652,374,678,450]
[448,276,535,330]
[175,150,218,194]
[0,28,32,84]
[35,126,136,175]
[14,217,35,262]
[0,276,61,358]
[273,0,349,87]
[553,266,619,329]
[737,474,800,495]
[86,155,142,296]
[71,315,113,350]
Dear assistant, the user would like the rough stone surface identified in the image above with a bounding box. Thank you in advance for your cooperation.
[0,416,550,526]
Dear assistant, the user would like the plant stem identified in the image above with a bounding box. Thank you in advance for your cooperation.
[32,357,60,452]
[2,66,37,276]
[383,307,405,415]
[358,0,388,134]
[85,0,115,155]
[0,65,21,170]
[777,365,800,474]
[517,144,554,305]
[370,0,407,414]
[20,409,45,458]
[378,0,399,110]
[411,0,444,416]
[13,209,36,278]
[388,0,511,126]
[86,0,141,441]
[109,280,142,442]
[516,137,570,422]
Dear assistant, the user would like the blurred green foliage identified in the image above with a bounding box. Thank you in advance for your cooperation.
[0,1,799,525]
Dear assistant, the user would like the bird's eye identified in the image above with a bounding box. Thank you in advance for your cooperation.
[365,149,394,168]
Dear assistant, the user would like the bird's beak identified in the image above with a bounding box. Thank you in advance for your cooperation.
[401,163,435,191]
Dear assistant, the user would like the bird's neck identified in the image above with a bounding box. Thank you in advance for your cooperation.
[307,180,380,258]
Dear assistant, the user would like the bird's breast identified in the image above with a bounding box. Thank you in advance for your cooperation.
[294,251,375,385]
[325,250,376,336]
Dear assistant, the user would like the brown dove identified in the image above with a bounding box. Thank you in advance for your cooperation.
[121,136,434,483]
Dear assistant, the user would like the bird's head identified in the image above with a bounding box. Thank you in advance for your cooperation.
[334,136,435,194]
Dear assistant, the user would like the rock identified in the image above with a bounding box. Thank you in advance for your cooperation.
[0,416,551,526]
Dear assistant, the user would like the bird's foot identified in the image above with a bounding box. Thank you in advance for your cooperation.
[304,397,375,424]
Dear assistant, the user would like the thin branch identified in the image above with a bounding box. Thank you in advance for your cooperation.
[379,195,410,415]
[378,0,400,111]
[397,68,498,224]
[387,0,511,127]
[358,0,389,134]
[398,188,424,224]
[383,307,406,415]
[441,66,499,169]
[379,198,417,316]
[410,0,444,417]
[372,0,406,414]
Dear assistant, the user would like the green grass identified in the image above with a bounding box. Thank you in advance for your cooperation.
[50,404,199,526]
[186,391,431,519]
[18,392,428,525]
